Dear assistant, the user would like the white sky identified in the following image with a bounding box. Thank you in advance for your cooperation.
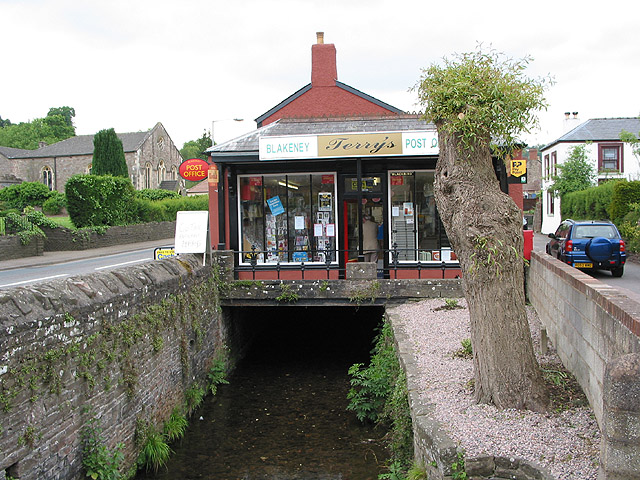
[2,0,639,149]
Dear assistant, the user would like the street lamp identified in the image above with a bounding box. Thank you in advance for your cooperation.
[211,118,244,145]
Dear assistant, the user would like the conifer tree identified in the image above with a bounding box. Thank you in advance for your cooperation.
[92,128,128,177]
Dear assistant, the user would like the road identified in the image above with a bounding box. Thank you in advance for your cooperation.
[0,239,174,290]
[533,232,640,304]
[0,235,638,304]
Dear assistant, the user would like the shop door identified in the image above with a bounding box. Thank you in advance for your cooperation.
[342,196,383,265]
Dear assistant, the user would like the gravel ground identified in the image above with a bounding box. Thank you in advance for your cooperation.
[390,298,601,480]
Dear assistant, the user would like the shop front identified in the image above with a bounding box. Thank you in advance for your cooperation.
[207,116,467,280]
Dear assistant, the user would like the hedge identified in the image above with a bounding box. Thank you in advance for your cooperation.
[65,174,138,228]
[561,180,621,220]
[609,180,640,224]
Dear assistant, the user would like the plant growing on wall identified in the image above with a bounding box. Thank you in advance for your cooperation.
[82,412,124,480]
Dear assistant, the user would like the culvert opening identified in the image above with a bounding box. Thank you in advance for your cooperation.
[137,305,390,479]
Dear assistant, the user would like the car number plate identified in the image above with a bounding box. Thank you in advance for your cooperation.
[574,262,593,268]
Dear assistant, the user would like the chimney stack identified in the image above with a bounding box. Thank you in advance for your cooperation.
[311,32,337,87]
[562,111,580,134]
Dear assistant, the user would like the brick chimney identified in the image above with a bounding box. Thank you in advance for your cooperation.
[311,32,337,87]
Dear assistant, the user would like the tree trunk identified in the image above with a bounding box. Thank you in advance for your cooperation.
[434,130,549,411]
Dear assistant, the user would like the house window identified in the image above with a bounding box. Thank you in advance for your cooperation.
[547,191,555,215]
[598,143,623,172]
[551,151,557,176]
[544,154,550,177]
[42,166,53,190]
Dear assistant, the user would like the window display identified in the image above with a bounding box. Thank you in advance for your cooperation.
[389,171,453,263]
[239,173,337,264]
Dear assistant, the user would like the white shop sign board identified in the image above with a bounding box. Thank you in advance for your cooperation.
[174,211,209,254]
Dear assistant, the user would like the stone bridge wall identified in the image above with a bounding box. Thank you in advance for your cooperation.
[528,251,640,479]
[0,252,232,480]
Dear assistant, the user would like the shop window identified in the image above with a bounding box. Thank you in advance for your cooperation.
[598,143,623,172]
[239,173,337,264]
[389,171,451,263]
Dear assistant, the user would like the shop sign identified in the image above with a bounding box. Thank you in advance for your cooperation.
[258,130,439,160]
[402,131,439,155]
[179,158,209,181]
[259,136,318,160]
[318,132,402,157]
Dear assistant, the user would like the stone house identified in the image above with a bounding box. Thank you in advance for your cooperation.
[0,122,183,193]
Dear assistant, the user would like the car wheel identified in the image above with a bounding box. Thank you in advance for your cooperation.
[611,266,624,277]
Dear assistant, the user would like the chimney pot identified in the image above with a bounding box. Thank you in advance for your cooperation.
[573,112,578,118]
[316,32,324,44]
[564,112,571,119]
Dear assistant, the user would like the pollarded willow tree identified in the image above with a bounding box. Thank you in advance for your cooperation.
[415,47,552,411]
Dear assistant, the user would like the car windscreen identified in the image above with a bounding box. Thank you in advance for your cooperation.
[573,225,618,239]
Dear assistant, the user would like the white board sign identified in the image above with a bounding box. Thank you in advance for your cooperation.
[174,211,209,254]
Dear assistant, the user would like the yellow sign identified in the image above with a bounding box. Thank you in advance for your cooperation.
[318,132,403,157]
[510,159,527,177]
[154,247,176,260]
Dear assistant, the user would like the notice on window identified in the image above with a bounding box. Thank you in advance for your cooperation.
[295,216,305,230]
[392,206,400,217]
[314,223,324,237]
[403,202,414,216]
[318,192,332,211]
[267,196,285,216]
[325,224,335,237]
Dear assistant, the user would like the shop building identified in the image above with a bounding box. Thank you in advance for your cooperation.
[205,34,510,279]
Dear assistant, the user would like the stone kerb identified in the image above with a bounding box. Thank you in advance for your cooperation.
[387,309,553,480]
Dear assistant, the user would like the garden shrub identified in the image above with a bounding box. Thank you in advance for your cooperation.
[42,191,66,215]
[609,180,640,224]
[0,182,52,210]
[136,189,181,201]
[65,174,138,228]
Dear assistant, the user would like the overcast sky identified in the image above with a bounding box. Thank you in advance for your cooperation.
[2,0,639,150]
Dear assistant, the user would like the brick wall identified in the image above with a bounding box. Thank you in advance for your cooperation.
[0,253,232,480]
[528,251,640,424]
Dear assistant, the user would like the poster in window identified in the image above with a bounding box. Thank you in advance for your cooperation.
[267,196,285,216]
[325,224,335,237]
[403,202,414,216]
[318,192,332,211]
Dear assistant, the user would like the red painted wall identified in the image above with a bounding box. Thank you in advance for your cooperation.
[260,87,398,126]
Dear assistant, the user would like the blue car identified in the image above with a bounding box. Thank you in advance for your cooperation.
[546,219,626,277]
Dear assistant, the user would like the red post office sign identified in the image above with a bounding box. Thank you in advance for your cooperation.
[179,158,209,181]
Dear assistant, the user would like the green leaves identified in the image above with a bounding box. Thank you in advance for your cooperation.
[547,144,596,197]
[414,45,552,157]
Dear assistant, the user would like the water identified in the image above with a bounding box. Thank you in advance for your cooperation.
[137,307,388,480]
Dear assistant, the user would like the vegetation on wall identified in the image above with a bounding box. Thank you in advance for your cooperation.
[0,263,229,478]
[347,317,413,477]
